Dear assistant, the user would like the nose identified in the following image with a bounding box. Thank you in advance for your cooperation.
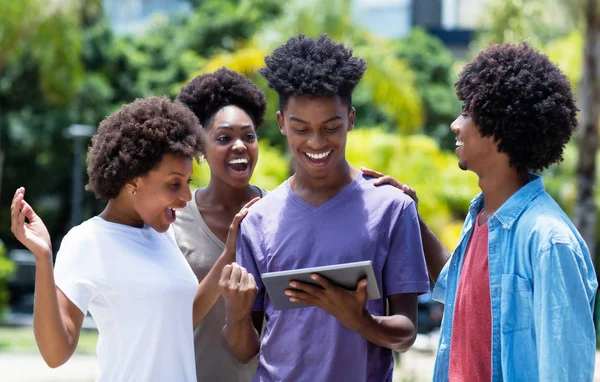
[307,131,327,150]
[450,116,460,134]
[232,138,247,152]
[181,183,192,203]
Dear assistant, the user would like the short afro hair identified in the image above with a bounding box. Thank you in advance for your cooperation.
[456,42,578,172]
[86,96,205,201]
[177,67,266,129]
[259,34,367,112]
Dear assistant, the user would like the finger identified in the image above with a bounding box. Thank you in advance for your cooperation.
[373,175,403,188]
[220,264,233,282]
[289,279,325,295]
[11,190,23,222]
[356,278,368,294]
[242,196,261,210]
[230,263,242,285]
[309,273,335,290]
[285,289,316,305]
[247,272,257,289]
[360,167,384,178]
[21,200,36,222]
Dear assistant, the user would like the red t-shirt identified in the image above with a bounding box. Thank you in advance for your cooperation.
[449,213,492,381]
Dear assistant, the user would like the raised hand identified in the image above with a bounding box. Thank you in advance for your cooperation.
[285,275,371,332]
[219,263,258,323]
[10,187,52,259]
[224,197,261,257]
[360,167,419,207]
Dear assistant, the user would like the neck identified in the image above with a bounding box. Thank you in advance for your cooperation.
[99,197,143,228]
[292,159,357,192]
[201,175,257,209]
[477,166,529,214]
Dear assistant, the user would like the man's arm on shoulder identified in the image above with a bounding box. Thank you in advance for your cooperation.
[533,242,596,380]
[418,214,451,283]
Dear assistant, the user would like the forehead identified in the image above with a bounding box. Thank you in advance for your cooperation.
[150,153,193,176]
[209,106,254,129]
[284,95,347,120]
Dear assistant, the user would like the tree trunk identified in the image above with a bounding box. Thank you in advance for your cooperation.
[575,0,600,275]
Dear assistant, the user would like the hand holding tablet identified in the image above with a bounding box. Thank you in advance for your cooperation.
[261,261,381,310]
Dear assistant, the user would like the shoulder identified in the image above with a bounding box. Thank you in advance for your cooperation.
[243,182,288,219]
[515,193,586,254]
[357,175,417,213]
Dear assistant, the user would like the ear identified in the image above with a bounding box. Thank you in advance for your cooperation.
[125,178,139,195]
[276,111,287,136]
[347,107,356,132]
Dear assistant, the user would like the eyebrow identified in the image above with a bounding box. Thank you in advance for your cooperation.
[216,124,254,131]
[289,115,343,124]
[169,171,189,177]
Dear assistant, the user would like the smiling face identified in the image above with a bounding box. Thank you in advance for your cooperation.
[129,153,193,232]
[204,105,258,189]
[278,95,354,180]
[451,111,499,173]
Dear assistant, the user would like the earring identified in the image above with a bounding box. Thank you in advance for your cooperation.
[132,189,137,195]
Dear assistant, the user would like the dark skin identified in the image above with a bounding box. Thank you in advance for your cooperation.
[197,105,262,243]
[220,95,419,363]
[362,110,529,283]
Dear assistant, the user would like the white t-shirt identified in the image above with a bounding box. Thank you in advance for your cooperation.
[54,216,198,382]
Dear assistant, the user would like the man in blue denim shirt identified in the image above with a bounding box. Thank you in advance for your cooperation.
[366,43,598,381]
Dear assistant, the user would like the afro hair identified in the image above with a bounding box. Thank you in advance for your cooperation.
[259,34,367,112]
[177,67,267,129]
[455,42,578,172]
[86,96,205,201]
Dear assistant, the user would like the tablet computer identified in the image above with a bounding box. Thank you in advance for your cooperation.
[261,260,381,310]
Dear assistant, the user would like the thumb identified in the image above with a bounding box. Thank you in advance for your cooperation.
[357,279,368,295]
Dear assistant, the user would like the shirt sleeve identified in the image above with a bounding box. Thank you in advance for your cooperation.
[383,200,430,296]
[236,221,265,312]
[54,229,97,315]
[533,242,597,381]
[432,261,450,304]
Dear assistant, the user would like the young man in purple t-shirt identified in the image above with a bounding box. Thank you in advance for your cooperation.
[218,34,429,382]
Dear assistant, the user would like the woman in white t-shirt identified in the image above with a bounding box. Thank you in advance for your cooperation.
[173,68,266,381]
[9,96,258,382]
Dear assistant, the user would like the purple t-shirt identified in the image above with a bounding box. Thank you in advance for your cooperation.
[237,173,429,382]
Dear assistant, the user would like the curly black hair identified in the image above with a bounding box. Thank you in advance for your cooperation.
[86,96,205,201]
[455,42,578,172]
[259,34,367,112]
[177,67,267,129]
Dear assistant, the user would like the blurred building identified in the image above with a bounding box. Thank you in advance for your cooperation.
[103,0,191,35]
[352,0,491,56]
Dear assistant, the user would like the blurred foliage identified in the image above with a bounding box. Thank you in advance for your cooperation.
[392,28,462,151]
[473,0,575,50]
[0,242,15,318]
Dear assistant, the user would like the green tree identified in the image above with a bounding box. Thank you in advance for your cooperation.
[392,28,461,151]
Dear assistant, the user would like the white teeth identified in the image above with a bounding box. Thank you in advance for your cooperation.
[170,207,184,211]
[456,141,464,147]
[228,158,248,164]
[305,151,331,160]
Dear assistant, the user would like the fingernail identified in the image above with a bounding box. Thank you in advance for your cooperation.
[310,275,317,280]
[289,282,297,288]
[284,291,292,296]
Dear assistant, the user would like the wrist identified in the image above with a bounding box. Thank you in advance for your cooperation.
[34,249,53,264]
[351,309,374,333]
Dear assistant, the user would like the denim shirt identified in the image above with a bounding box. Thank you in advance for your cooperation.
[432,174,598,381]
